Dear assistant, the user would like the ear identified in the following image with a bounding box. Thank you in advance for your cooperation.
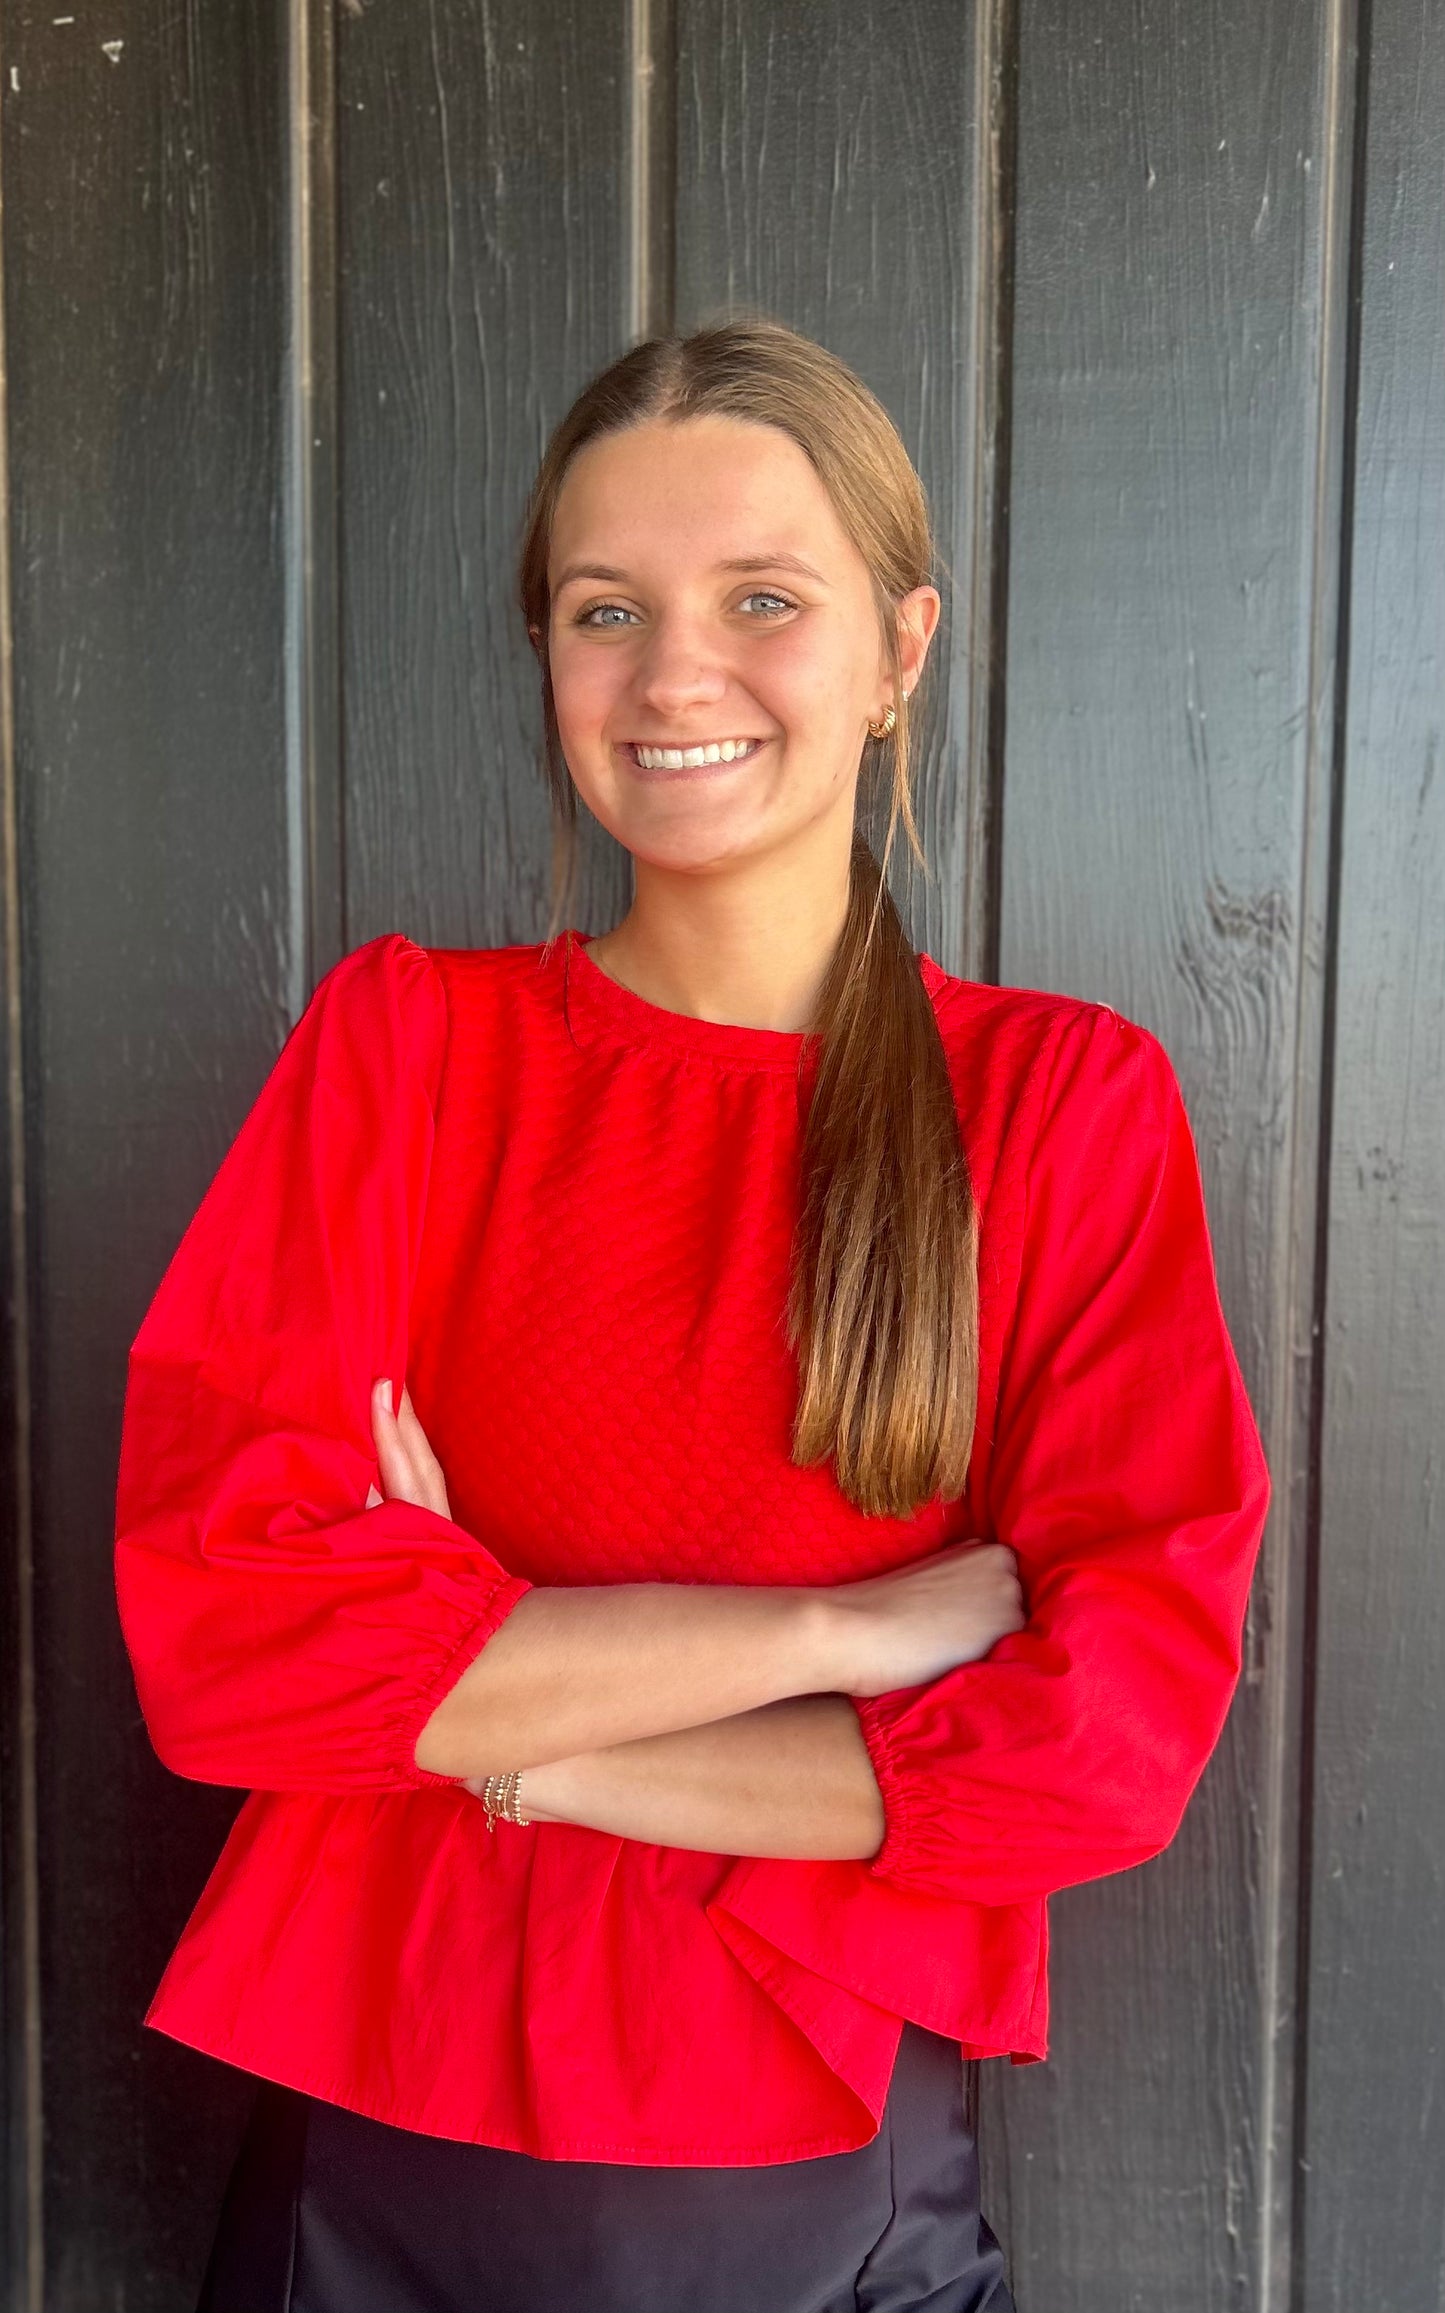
[896,585,942,697]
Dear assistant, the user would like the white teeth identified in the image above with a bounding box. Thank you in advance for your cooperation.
[632,738,759,770]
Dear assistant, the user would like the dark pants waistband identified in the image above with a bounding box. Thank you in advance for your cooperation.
[197,2020,1015,2313]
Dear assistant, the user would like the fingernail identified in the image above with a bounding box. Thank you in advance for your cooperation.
[375,1376,393,1414]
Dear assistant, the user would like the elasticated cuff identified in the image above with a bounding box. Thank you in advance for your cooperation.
[850,1695,923,1883]
[387,1571,535,1789]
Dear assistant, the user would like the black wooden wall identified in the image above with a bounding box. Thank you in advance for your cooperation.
[0,1,1440,2305]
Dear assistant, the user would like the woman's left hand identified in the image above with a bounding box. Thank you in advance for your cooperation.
[365,1376,453,1521]
[367,1378,499,1803]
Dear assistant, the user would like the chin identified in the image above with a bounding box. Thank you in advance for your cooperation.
[614,818,763,875]
[624,837,748,875]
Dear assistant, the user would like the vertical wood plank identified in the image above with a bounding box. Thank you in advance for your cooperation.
[1303,0,1445,2299]
[982,1,1343,2305]
[0,53,42,2301]
[337,0,633,951]
[1,4,292,2301]
[673,0,1003,976]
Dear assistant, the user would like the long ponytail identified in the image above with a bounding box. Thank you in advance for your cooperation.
[518,317,979,1519]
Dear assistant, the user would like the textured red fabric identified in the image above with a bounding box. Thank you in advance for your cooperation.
[113,927,1270,2162]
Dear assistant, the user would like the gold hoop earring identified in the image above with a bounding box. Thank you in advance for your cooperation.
[866,704,897,741]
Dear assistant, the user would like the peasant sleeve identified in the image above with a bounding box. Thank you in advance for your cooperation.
[113,932,532,1796]
[709,1002,1269,2039]
[845,1005,1270,1904]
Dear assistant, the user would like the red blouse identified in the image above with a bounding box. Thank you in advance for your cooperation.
[113,928,1270,2163]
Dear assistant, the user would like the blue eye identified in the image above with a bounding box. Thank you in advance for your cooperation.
[575,602,637,629]
[573,591,799,629]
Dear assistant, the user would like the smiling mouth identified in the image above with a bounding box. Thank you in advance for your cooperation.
[622,738,767,771]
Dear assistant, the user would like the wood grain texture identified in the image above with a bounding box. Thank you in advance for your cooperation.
[1302,0,1445,2299]
[1,3,291,2302]
[673,0,1000,975]
[980,1,1341,2305]
[338,0,633,951]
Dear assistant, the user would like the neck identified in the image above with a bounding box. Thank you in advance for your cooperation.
[586,842,854,1035]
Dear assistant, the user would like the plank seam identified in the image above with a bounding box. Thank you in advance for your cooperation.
[971,0,1019,990]
[1284,0,1373,2304]
[285,0,345,1004]
[627,0,677,345]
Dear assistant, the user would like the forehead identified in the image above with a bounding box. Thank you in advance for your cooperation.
[548,416,857,576]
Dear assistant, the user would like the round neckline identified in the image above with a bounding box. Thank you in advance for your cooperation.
[552,927,952,1074]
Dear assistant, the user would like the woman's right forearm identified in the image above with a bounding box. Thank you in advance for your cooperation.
[414,1580,851,1780]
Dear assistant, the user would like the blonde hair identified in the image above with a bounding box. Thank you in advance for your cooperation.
[517,317,978,1518]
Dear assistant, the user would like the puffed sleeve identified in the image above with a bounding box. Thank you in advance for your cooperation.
[709,1003,1270,2053]
[113,931,533,1795]
[850,1002,1271,1903]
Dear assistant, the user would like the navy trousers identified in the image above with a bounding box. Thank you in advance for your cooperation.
[196,2019,1015,2313]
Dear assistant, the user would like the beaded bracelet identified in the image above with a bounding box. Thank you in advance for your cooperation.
[478,1770,531,1831]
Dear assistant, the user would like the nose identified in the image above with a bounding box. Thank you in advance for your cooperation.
[630,608,729,720]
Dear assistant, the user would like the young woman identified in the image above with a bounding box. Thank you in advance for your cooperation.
[114,318,1270,2312]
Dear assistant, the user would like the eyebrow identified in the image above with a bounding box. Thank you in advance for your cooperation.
[552,552,832,593]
